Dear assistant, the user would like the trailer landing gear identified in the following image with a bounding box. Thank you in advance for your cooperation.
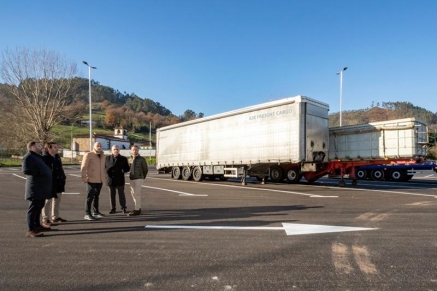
[241,167,248,185]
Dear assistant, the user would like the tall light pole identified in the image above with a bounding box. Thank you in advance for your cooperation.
[82,61,97,151]
[336,67,348,127]
[149,121,152,163]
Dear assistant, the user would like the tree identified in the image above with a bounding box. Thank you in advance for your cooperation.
[0,47,78,143]
[181,109,196,121]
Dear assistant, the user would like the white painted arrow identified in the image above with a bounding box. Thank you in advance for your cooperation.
[145,223,377,236]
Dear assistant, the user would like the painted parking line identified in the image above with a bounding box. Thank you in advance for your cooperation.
[146,177,338,198]
[303,183,437,198]
[68,174,82,177]
[13,174,80,194]
[125,182,208,197]
[12,173,25,179]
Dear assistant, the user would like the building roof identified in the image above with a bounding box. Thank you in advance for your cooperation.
[75,134,130,142]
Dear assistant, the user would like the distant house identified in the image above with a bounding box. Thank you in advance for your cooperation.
[72,127,131,151]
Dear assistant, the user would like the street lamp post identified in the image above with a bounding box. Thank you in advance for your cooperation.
[149,121,152,163]
[82,61,97,151]
[336,67,348,127]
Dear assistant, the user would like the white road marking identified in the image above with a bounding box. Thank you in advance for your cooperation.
[68,174,82,177]
[303,182,437,198]
[147,177,338,198]
[145,223,377,236]
[12,175,79,194]
[320,185,437,198]
[125,182,208,196]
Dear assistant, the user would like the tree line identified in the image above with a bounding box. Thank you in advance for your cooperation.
[329,102,437,127]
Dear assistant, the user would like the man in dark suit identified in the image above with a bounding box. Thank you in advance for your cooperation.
[41,141,67,228]
[22,141,54,237]
[105,145,130,214]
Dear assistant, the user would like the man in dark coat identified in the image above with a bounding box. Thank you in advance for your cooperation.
[105,145,130,214]
[22,141,54,237]
[127,145,148,216]
[41,142,67,227]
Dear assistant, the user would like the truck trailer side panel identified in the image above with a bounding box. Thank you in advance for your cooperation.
[157,96,329,169]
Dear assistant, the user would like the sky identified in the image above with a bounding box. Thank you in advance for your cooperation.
[1,0,436,117]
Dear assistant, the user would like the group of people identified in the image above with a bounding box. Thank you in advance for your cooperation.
[23,141,148,238]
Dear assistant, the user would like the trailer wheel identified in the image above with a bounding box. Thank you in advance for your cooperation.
[371,169,385,180]
[270,166,284,183]
[219,176,228,181]
[181,166,192,180]
[286,168,301,183]
[356,169,367,180]
[172,167,181,180]
[192,166,203,182]
[390,170,404,181]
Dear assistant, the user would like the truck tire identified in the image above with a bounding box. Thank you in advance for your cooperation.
[371,169,384,181]
[286,168,301,183]
[181,166,192,180]
[356,169,367,180]
[270,166,284,183]
[390,170,404,181]
[192,166,203,182]
[172,167,182,180]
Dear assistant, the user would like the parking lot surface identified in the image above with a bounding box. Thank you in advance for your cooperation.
[0,166,436,290]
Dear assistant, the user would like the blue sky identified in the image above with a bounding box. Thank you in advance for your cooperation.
[1,0,436,117]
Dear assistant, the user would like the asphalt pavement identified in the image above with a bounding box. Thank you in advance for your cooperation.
[0,166,436,290]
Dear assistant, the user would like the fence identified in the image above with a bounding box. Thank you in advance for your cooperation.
[0,151,25,166]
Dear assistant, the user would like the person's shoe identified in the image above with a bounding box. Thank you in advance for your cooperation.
[127,210,140,216]
[26,230,44,237]
[42,220,51,228]
[84,214,97,221]
[52,217,67,222]
[122,208,128,214]
[93,212,105,218]
[109,209,116,214]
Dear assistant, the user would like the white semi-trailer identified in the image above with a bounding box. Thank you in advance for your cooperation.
[156,96,330,183]
[156,96,429,186]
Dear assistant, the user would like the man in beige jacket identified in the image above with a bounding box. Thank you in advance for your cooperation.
[80,142,106,220]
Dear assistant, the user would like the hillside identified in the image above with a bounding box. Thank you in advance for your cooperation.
[328,102,437,128]
[1,78,436,150]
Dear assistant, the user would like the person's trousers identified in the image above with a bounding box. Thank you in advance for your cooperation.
[108,186,126,210]
[27,199,45,231]
[41,192,62,220]
[129,179,143,210]
[85,183,102,215]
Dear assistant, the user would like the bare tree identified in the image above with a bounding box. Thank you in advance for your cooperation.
[0,47,78,143]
